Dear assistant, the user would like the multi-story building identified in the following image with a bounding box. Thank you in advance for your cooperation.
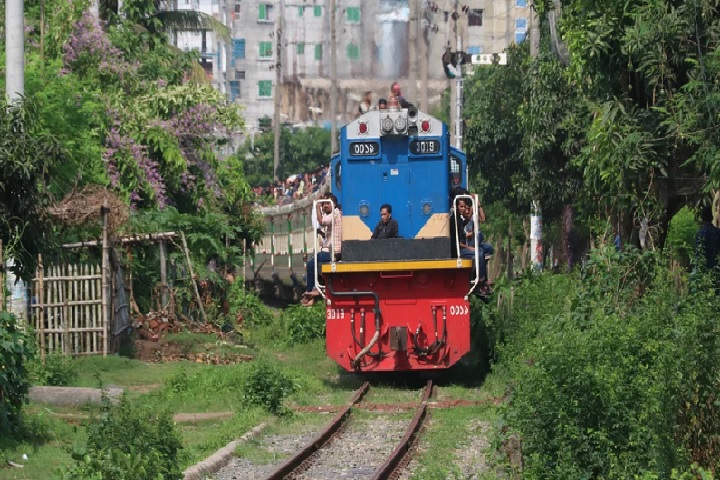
[173,0,530,134]
[171,0,229,95]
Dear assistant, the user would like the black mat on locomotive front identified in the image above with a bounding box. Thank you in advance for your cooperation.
[341,238,451,262]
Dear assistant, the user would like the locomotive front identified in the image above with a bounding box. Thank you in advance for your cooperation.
[319,105,473,372]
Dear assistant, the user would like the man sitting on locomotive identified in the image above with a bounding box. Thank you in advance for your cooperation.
[457,197,493,296]
[463,197,494,259]
[302,193,342,307]
[371,204,399,240]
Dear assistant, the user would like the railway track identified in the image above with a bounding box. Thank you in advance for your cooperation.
[214,381,434,480]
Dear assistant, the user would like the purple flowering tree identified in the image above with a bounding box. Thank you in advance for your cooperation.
[60,12,244,211]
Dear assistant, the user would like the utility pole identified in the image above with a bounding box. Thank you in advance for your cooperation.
[224,0,233,100]
[407,0,418,105]
[330,0,338,154]
[6,0,25,104]
[273,0,283,181]
[453,1,463,149]
[529,2,543,271]
[419,1,429,112]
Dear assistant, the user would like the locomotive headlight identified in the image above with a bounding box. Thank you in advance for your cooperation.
[394,116,408,133]
[421,200,433,216]
[358,203,370,218]
[381,116,394,134]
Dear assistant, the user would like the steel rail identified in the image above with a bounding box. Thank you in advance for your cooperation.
[369,380,434,480]
[263,381,370,480]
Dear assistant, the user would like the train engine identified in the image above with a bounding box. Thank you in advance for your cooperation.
[318,104,474,372]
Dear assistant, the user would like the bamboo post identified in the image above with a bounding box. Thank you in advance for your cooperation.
[180,231,207,323]
[38,254,45,362]
[62,267,69,355]
[101,199,109,356]
[159,239,168,309]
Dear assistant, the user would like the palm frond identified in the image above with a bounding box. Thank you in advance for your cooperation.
[153,10,231,41]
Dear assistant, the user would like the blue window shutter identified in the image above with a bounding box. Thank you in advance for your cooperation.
[233,39,246,60]
[515,18,527,29]
[516,0,527,6]
[467,46,482,55]
[515,31,526,43]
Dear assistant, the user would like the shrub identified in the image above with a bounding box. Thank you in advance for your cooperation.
[666,206,698,267]
[501,249,720,477]
[282,303,325,345]
[227,281,273,328]
[241,360,296,415]
[29,353,78,386]
[62,393,183,480]
[0,311,35,437]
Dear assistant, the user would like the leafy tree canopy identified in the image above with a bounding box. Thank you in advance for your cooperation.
[236,127,331,187]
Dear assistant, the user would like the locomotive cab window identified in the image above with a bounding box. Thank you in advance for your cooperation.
[450,154,462,189]
[334,162,342,191]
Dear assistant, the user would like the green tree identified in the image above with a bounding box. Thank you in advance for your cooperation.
[555,0,711,246]
[237,127,330,187]
[463,40,583,222]
[0,99,68,279]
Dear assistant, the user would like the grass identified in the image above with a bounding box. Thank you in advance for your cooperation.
[3,315,503,479]
[72,354,195,388]
[178,407,268,469]
[407,405,501,480]
[0,410,85,480]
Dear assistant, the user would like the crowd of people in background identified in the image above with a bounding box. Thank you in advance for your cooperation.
[252,165,329,207]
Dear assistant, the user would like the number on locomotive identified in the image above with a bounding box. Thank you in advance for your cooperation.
[409,139,440,155]
[349,142,379,156]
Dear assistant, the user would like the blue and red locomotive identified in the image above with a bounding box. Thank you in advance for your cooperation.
[315,104,479,372]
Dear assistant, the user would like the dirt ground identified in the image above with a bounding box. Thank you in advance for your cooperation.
[133,338,253,365]
[134,338,186,362]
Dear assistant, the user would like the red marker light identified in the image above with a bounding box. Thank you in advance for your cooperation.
[420,119,431,133]
[358,122,368,134]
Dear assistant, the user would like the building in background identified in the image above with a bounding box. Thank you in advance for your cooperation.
[170,0,530,135]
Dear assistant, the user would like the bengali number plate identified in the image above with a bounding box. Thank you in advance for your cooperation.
[349,142,379,156]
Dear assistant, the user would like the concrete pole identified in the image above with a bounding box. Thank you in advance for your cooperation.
[454,1,463,149]
[330,0,338,153]
[407,0,418,105]
[224,0,233,98]
[273,1,283,181]
[419,3,429,112]
[6,0,25,104]
[529,2,543,271]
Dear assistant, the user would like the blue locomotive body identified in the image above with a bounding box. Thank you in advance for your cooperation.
[331,107,467,242]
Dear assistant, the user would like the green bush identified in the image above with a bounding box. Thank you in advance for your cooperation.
[63,447,168,480]
[0,311,35,437]
[28,353,78,386]
[666,206,698,267]
[500,248,720,477]
[241,360,296,415]
[281,303,325,345]
[227,281,274,328]
[62,393,183,480]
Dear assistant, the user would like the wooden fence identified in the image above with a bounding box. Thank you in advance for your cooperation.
[31,263,107,356]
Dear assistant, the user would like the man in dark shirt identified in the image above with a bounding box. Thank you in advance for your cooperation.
[696,206,720,274]
[391,82,411,109]
[371,204,399,239]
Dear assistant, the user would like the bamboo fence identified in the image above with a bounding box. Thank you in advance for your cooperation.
[31,262,106,356]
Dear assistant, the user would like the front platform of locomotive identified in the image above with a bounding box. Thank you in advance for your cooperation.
[321,104,473,372]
